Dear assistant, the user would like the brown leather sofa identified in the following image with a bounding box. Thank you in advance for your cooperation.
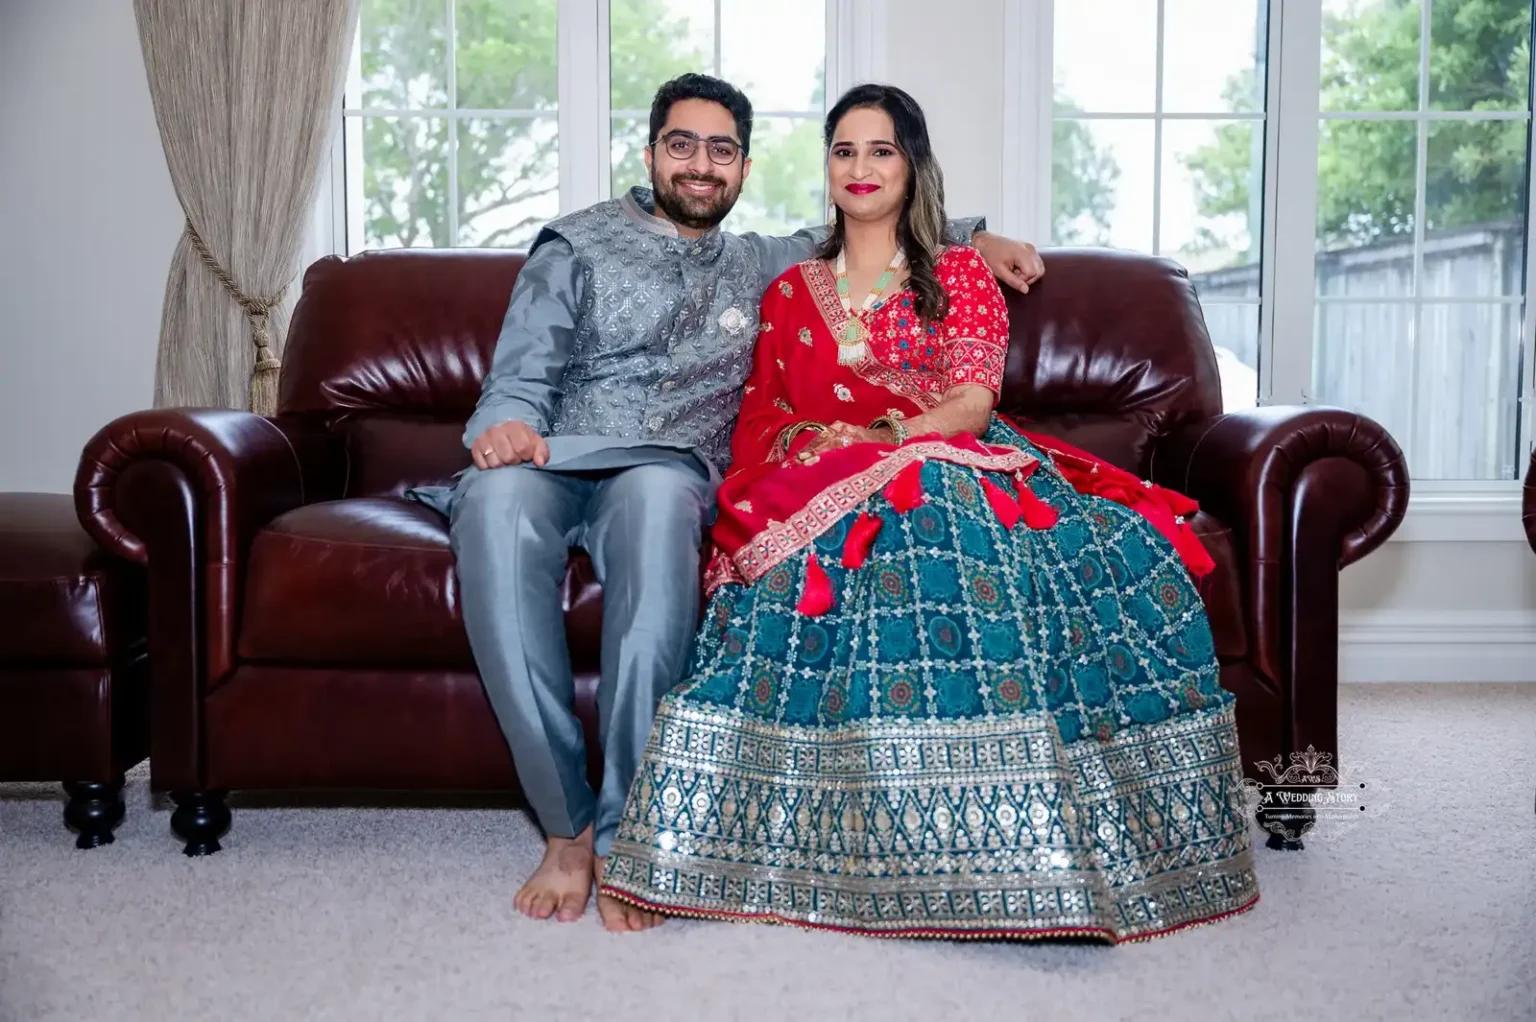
[74,247,1410,855]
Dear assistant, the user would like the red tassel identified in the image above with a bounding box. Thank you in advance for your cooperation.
[841,512,884,568]
[979,476,1023,530]
[796,551,834,617]
[1013,475,1061,529]
[883,460,926,513]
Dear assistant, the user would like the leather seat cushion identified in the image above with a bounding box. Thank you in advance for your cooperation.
[238,499,1244,670]
[239,498,602,671]
[0,493,143,666]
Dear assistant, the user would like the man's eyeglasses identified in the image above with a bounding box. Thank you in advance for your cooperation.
[651,130,743,165]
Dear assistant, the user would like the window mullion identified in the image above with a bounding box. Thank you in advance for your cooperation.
[826,0,887,107]
[1522,11,1536,466]
[1001,0,1053,243]
[1151,0,1165,255]
[1261,0,1322,407]
[558,0,608,212]
[1407,0,1432,459]
[446,0,459,246]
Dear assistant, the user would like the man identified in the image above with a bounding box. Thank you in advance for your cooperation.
[411,74,1044,933]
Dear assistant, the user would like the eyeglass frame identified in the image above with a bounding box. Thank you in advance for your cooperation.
[649,129,747,166]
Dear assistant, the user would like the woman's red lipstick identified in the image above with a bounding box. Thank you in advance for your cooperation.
[846,183,880,194]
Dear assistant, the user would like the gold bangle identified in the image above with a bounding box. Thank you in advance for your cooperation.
[779,420,828,455]
[870,415,910,444]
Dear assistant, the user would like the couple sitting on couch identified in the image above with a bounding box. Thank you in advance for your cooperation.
[409,73,1258,943]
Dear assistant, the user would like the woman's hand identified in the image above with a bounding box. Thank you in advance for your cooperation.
[795,421,886,461]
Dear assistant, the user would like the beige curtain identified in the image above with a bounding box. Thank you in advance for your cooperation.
[134,0,360,413]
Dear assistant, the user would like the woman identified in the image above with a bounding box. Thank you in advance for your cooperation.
[599,84,1258,943]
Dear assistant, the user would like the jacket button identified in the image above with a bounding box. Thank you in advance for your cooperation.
[647,417,664,431]
[661,380,676,391]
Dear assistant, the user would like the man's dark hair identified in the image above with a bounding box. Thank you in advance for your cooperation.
[648,73,754,157]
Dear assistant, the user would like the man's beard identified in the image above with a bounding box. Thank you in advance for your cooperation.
[651,168,741,230]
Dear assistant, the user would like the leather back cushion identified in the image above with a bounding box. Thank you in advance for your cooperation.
[997,249,1222,473]
[278,246,1223,495]
[280,250,517,497]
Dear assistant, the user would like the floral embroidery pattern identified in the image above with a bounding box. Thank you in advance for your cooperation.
[834,383,854,402]
[798,327,814,346]
[779,280,795,298]
[797,247,1007,406]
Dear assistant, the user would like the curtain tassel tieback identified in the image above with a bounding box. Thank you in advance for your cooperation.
[184,216,288,415]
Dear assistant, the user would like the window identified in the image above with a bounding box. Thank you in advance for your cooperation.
[1311,0,1531,481]
[608,1,826,235]
[1040,0,1535,482]
[1051,0,1270,414]
[340,0,827,254]
[342,0,562,252]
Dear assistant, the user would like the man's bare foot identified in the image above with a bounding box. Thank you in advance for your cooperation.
[594,859,666,932]
[514,829,594,922]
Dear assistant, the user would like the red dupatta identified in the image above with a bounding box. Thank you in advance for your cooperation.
[706,246,1214,604]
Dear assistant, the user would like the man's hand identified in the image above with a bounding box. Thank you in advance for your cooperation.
[471,419,549,470]
[973,231,1045,294]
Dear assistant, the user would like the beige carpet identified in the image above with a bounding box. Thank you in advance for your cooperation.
[2,683,1533,1022]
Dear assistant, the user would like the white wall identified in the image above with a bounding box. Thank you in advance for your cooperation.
[0,0,181,494]
[885,0,1006,223]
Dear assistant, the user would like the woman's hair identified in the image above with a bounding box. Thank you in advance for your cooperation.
[817,83,948,322]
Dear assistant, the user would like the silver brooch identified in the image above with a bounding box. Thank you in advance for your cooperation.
[718,307,749,336]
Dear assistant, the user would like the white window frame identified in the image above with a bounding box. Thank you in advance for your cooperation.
[310,0,850,261]
[1006,0,1536,541]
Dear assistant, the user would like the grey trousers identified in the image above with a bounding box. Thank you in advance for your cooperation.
[449,458,713,857]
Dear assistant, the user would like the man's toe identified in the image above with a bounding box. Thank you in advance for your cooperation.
[529,892,558,920]
[555,891,586,922]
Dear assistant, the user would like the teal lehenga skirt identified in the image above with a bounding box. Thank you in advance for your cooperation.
[600,420,1258,943]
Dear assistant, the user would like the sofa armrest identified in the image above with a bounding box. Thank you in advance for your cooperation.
[75,409,341,565]
[73,409,343,791]
[1523,450,1536,555]
[1150,406,1408,568]
[1149,406,1408,756]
